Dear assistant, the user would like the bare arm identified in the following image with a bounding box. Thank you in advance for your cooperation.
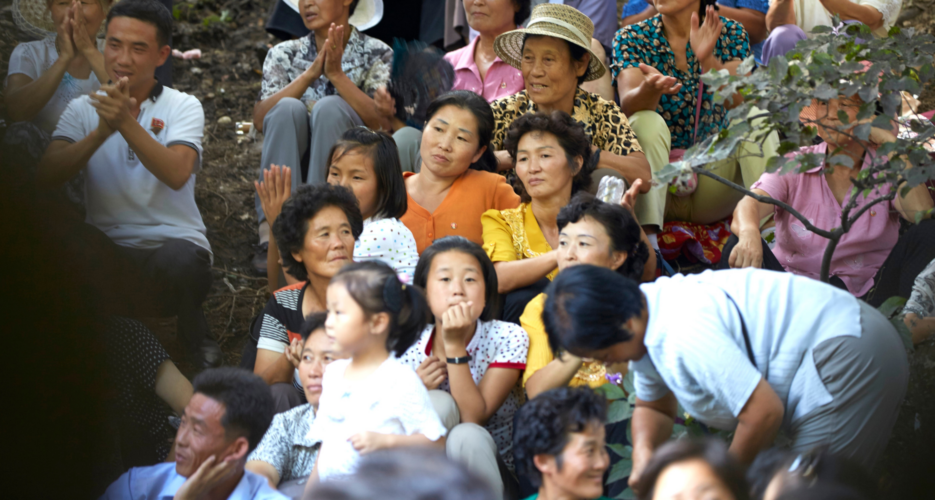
[717,6,768,44]
[617,65,681,117]
[893,182,934,222]
[253,71,319,133]
[620,179,659,282]
[441,303,523,424]
[253,348,296,385]
[728,378,785,464]
[322,24,393,131]
[245,461,281,489]
[820,0,884,30]
[5,15,77,122]
[525,351,584,399]
[728,189,775,268]
[596,150,652,192]
[629,393,678,491]
[495,150,514,172]
[120,122,198,190]
[766,0,797,31]
[71,7,108,83]
[493,251,558,294]
[621,6,658,27]
[37,133,108,187]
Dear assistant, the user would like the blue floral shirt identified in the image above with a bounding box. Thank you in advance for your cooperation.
[611,15,751,149]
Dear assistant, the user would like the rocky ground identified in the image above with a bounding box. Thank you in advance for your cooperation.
[1,1,933,497]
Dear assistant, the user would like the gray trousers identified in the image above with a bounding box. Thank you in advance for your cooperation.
[789,299,909,471]
[256,96,364,226]
[429,390,505,499]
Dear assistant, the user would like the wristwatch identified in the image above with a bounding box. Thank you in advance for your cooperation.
[446,354,472,364]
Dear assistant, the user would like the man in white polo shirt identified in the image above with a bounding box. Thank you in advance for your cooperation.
[37,0,220,368]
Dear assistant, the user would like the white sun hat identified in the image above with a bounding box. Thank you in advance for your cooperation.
[283,0,384,31]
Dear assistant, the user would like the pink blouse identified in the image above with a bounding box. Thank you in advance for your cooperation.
[444,35,524,103]
[751,143,898,297]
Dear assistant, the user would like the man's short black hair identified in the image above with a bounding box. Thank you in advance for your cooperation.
[513,387,607,488]
[300,311,328,342]
[106,0,174,47]
[191,367,274,453]
[273,183,364,282]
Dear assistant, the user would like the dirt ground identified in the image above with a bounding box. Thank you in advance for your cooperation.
[1,1,933,497]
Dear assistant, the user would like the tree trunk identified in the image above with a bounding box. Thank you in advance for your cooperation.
[819,235,841,283]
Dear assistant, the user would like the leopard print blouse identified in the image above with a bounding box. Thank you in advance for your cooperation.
[489,88,643,157]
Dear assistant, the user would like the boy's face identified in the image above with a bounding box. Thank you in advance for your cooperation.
[103,16,170,90]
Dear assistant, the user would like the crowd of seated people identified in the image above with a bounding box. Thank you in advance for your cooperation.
[5,0,935,498]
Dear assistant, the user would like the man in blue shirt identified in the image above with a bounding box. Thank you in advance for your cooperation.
[102,368,286,500]
[621,0,769,63]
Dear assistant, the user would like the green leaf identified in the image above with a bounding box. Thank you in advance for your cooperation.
[607,444,633,459]
[623,371,636,395]
[854,123,872,141]
[607,459,633,484]
[877,296,907,319]
[891,314,914,353]
[837,110,850,125]
[607,400,634,424]
[614,487,637,499]
[596,383,626,400]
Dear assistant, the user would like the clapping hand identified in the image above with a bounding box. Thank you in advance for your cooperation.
[55,4,77,62]
[284,337,303,369]
[690,6,723,71]
[70,2,97,58]
[322,23,346,81]
[254,164,292,225]
[91,77,136,135]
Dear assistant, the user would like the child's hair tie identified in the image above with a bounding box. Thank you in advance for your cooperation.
[383,275,404,313]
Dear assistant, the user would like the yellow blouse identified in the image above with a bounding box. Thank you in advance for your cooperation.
[520,293,607,389]
[481,203,558,281]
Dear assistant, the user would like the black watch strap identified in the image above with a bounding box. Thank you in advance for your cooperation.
[446,354,472,364]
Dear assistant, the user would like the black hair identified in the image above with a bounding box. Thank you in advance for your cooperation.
[273,183,364,282]
[331,261,430,356]
[542,265,645,357]
[503,111,593,202]
[513,387,607,488]
[637,439,749,500]
[300,311,329,342]
[557,192,649,281]
[308,448,496,500]
[699,0,720,21]
[513,0,531,26]
[413,236,501,322]
[424,90,498,172]
[522,34,590,85]
[191,367,275,453]
[106,0,173,47]
[749,447,879,500]
[326,128,408,220]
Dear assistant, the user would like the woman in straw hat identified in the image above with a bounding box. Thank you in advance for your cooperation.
[723,86,934,308]
[488,3,659,233]
[251,0,389,274]
[7,0,111,134]
[613,0,779,227]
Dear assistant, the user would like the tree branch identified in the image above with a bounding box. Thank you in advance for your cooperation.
[692,168,836,238]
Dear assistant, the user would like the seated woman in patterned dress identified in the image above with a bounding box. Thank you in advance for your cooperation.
[488,3,655,233]
[613,0,778,226]
[481,111,594,323]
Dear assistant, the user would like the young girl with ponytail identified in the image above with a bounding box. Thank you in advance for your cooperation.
[304,261,447,489]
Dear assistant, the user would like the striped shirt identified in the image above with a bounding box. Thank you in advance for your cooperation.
[257,282,310,389]
[631,269,862,431]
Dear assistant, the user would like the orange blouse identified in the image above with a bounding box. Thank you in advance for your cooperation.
[402,170,521,254]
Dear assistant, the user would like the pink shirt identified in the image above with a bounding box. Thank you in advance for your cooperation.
[444,35,524,103]
[751,143,898,297]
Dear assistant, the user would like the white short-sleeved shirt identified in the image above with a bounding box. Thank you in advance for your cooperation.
[631,269,862,431]
[398,320,529,470]
[779,0,902,38]
[354,217,420,284]
[5,36,101,133]
[51,83,210,252]
[307,357,447,481]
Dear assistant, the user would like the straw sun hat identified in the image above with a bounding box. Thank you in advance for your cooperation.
[13,0,112,40]
[493,3,606,82]
[283,0,384,31]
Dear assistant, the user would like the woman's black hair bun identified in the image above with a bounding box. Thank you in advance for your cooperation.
[383,275,404,313]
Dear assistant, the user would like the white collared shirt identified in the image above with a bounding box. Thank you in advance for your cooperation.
[52,84,210,253]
